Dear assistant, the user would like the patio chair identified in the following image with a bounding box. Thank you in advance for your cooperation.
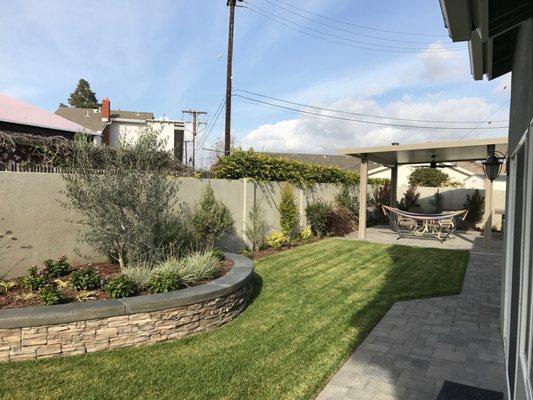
[382,205,468,242]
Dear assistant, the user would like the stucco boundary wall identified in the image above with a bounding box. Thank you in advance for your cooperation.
[0,172,340,278]
[0,171,505,278]
[0,253,253,362]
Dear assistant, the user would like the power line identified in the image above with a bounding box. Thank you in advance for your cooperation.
[460,100,510,140]
[248,0,450,45]
[234,89,508,124]
[196,96,226,159]
[245,6,461,54]
[258,0,448,38]
[234,94,508,131]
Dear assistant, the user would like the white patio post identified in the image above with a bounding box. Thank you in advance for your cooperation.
[390,165,398,206]
[359,154,368,239]
[484,176,493,247]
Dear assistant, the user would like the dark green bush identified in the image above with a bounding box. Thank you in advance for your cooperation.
[70,267,101,291]
[104,275,137,299]
[305,201,331,236]
[147,272,184,294]
[43,256,70,278]
[431,191,444,213]
[21,266,46,291]
[326,206,356,237]
[211,247,225,261]
[279,184,299,237]
[463,189,485,226]
[212,149,366,187]
[39,284,64,305]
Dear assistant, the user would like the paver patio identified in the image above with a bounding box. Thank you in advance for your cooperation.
[318,230,506,400]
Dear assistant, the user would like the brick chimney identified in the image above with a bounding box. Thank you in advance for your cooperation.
[101,98,111,122]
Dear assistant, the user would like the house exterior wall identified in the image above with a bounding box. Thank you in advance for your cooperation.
[107,120,179,154]
[502,17,533,400]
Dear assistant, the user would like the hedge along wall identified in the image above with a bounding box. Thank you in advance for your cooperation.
[0,172,343,278]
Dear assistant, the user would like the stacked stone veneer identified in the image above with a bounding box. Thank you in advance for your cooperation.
[0,254,253,362]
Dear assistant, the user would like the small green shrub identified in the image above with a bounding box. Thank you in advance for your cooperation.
[211,247,225,261]
[0,280,16,294]
[240,247,253,258]
[279,184,299,237]
[21,267,46,291]
[70,267,101,291]
[192,184,234,248]
[121,263,154,291]
[148,272,184,293]
[39,284,64,305]
[431,190,444,213]
[335,184,359,219]
[43,256,70,278]
[398,185,420,211]
[464,189,485,226]
[179,251,219,284]
[104,275,137,299]
[265,231,288,249]
[305,201,330,236]
[299,226,313,242]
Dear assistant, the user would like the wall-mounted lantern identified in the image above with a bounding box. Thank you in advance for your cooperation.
[482,144,505,182]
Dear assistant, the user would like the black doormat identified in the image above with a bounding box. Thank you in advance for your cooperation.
[437,381,504,400]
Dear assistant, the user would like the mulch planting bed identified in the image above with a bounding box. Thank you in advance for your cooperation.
[0,259,233,310]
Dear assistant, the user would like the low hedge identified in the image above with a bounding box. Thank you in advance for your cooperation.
[211,149,388,187]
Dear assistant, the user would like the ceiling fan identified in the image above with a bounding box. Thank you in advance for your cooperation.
[427,154,447,169]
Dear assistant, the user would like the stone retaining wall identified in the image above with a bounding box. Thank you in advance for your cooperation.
[0,254,253,362]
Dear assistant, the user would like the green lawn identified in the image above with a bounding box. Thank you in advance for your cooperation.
[0,239,469,400]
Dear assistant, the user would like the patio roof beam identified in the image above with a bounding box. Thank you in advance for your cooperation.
[359,154,368,240]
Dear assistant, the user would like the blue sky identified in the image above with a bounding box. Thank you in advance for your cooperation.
[0,0,510,166]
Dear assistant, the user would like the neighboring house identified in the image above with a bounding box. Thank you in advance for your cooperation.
[0,93,95,138]
[56,98,186,162]
[440,2,533,399]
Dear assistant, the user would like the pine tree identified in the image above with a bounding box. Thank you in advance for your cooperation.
[68,79,99,108]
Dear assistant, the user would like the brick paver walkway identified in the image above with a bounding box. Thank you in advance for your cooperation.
[317,250,506,400]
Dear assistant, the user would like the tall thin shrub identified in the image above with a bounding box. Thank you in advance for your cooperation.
[463,189,485,226]
[245,201,268,250]
[279,184,300,237]
[398,185,420,211]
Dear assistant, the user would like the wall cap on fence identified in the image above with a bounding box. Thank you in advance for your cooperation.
[0,253,253,329]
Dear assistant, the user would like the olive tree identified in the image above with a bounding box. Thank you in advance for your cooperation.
[62,129,180,268]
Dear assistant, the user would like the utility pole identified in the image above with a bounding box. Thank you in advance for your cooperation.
[224,0,243,156]
[182,109,207,169]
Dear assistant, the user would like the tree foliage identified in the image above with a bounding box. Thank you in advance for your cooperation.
[408,168,450,187]
[279,184,300,237]
[335,184,359,220]
[68,79,99,108]
[62,129,181,268]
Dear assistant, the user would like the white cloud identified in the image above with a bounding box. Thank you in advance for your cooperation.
[238,96,507,154]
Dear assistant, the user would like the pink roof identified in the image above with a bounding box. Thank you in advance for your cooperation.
[0,93,96,134]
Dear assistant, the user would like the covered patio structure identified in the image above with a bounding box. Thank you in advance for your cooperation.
[339,137,508,246]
